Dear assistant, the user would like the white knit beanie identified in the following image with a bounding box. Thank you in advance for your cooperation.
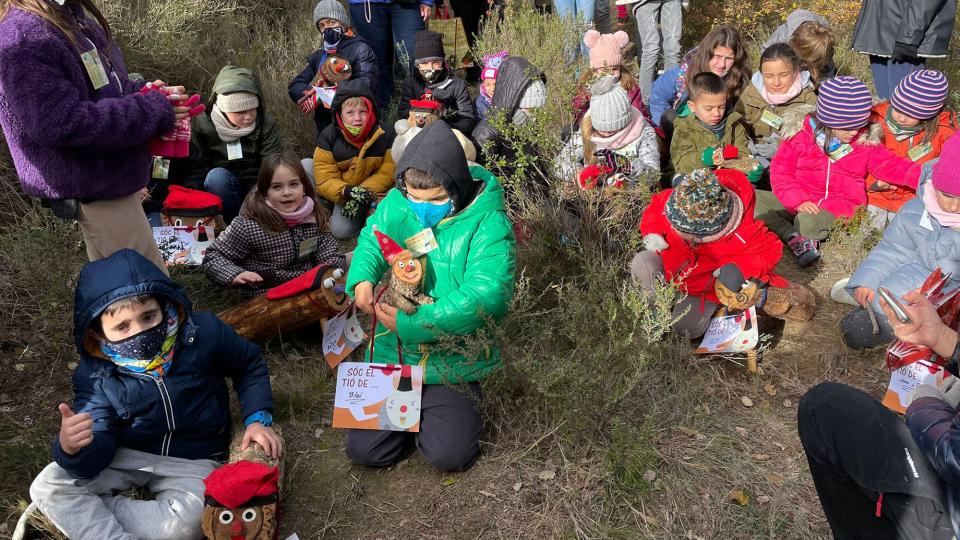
[216,92,259,113]
[313,0,351,28]
[588,75,631,132]
[517,80,547,110]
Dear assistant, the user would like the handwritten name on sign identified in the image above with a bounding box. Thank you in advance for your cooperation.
[332,362,423,432]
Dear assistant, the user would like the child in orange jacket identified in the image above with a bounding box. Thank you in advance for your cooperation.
[866,70,957,228]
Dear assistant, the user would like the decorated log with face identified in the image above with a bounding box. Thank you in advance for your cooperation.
[202,461,279,540]
[372,226,434,315]
[407,98,443,128]
[161,185,224,236]
[311,54,352,87]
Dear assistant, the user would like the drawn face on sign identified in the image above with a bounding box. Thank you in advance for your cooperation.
[385,386,420,429]
[343,314,364,346]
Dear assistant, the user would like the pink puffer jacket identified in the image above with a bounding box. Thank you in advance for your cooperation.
[771,110,921,218]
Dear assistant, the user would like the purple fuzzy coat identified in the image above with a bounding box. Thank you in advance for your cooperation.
[0,7,174,200]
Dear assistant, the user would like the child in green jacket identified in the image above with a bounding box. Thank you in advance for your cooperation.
[345,121,516,472]
[671,72,753,184]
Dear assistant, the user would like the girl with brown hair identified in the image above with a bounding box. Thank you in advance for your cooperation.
[648,26,751,131]
[203,152,346,298]
[0,0,190,273]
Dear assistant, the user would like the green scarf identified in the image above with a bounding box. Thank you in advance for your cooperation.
[885,108,924,142]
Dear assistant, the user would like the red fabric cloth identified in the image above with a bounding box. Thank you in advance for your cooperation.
[640,169,788,305]
[266,265,325,299]
[162,185,222,215]
[203,461,278,509]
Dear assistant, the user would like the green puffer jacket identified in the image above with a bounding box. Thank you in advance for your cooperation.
[189,66,284,187]
[346,123,516,385]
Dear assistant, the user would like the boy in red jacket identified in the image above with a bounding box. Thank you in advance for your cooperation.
[631,168,816,338]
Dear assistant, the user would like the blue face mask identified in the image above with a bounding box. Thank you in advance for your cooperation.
[408,197,453,228]
[323,27,343,48]
[105,321,167,361]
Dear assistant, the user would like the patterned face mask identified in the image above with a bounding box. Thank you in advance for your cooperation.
[105,321,167,361]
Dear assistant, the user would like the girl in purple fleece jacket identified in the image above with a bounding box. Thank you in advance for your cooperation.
[0,0,190,272]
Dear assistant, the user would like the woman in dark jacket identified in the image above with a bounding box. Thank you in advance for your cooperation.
[851,0,957,99]
[288,0,379,138]
[799,289,960,539]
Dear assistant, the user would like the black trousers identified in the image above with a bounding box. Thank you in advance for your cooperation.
[798,382,955,539]
[345,383,484,472]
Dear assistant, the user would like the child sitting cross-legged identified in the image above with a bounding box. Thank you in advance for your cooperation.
[345,121,516,472]
[203,152,346,298]
[754,76,922,268]
[670,72,754,183]
[305,78,395,240]
[631,168,816,339]
[29,249,280,539]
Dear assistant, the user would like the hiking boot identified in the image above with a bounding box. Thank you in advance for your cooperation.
[787,233,820,267]
[761,282,817,322]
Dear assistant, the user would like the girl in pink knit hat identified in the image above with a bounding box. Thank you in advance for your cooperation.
[573,30,660,138]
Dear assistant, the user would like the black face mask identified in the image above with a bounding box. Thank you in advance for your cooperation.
[106,321,166,360]
[323,27,343,48]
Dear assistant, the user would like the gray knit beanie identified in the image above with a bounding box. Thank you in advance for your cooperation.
[588,75,631,132]
[518,80,547,110]
[313,0,350,29]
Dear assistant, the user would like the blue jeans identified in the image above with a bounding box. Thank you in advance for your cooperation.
[204,167,248,223]
[869,55,924,100]
[350,2,426,107]
[554,0,595,57]
[634,0,682,101]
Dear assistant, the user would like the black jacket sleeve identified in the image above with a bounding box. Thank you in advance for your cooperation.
[289,51,321,103]
[906,396,960,485]
[397,79,417,120]
[445,80,477,134]
[205,312,274,420]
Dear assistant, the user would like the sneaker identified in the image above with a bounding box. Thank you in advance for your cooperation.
[830,277,859,306]
[786,233,821,267]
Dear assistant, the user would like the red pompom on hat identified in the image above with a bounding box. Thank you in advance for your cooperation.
[162,185,223,217]
[373,225,405,263]
[721,144,739,160]
[203,461,279,509]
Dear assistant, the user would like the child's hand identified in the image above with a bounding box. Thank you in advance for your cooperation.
[58,403,93,456]
[880,289,952,353]
[241,422,283,460]
[796,202,820,215]
[375,302,399,332]
[355,281,375,315]
[870,180,893,192]
[854,287,875,308]
[233,271,264,286]
[138,187,151,203]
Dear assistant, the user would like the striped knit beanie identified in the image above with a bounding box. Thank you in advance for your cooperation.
[665,169,732,237]
[891,70,949,121]
[816,76,872,130]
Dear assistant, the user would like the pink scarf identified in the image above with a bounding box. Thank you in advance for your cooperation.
[266,197,317,227]
[923,185,960,229]
[590,108,648,150]
[759,76,804,106]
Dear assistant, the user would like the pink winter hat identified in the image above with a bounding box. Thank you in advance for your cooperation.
[932,132,960,196]
[583,30,629,70]
[481,50,508,81]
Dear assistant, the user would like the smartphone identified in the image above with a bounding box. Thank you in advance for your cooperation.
[878,287,912,324]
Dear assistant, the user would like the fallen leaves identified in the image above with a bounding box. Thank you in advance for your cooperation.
[441,477,459,486]
[741,396,754,407]
[642,470,657,483]
[512,482,523,492]
[727,490,750,506]
[734,427,749,438]
[763,383,777,397]
[764,473,785,488]
[538,469,556,481]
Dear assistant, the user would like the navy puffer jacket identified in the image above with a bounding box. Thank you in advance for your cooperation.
[53,249,272,478]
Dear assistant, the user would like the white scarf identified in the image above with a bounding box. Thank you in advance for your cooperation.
[211,105,256,143]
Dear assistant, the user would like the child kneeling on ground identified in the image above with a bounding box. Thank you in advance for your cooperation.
[305,78,395,239]
[345,121,516,472]
[29,249,281,540]
[631,168,815,339]
[203,152,346,298]
[755,76,921,267]
[838,133,960,349]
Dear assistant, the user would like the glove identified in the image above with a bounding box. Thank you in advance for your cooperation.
[702,147,718,167]
[298,88,320,115]
[907,382,945,407]
[340,187,372,220]
[593,149,632,176]
[746,164,764,184]
[340,198,362,220]
[642,233,668,253]
[892,41,920,63]
[349,187,373,207]
[578,164,612,190]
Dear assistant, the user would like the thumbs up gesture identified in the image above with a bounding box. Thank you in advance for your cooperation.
[58,403,93,456]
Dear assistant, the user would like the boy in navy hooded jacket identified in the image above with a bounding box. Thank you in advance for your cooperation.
[28,249,280,539]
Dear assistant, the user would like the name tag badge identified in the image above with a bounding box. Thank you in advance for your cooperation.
[298,236,319,259]
[405,228,439,257]
[760,109,783,130]
[908,142,934,162]
[828,143,854,162]
[80,48,110,90]
[226,141,244,160]
[151,157,170,180]
[919,210,934,231]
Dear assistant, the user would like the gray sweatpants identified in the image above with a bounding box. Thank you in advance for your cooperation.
[29,448,218,540]
[630,250,716,338]
[301,157,368,240]
[346,383,484,472]
[634,0,682,101]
